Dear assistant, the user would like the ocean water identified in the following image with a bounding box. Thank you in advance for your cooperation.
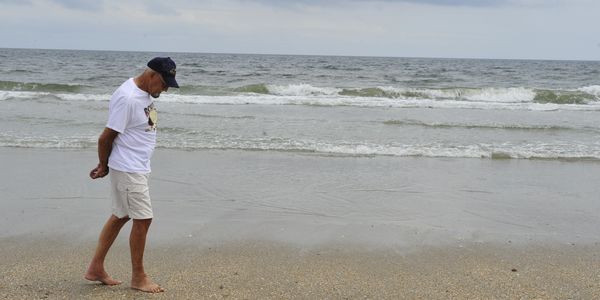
[1,48,600,160]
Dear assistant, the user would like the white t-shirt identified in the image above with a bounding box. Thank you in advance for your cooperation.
[107,78,157,173]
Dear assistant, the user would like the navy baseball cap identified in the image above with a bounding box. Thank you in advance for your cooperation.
[147,57,179,88]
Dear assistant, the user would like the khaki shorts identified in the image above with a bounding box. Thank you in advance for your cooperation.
[110,168,153,220]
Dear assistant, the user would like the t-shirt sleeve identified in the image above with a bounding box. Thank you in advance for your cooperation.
[106,95,131,133]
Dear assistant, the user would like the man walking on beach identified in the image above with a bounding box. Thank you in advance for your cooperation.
[84,57,179,293]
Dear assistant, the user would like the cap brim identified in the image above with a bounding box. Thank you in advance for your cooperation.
[164,76,179,88]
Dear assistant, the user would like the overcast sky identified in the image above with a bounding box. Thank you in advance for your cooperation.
[1,0,599,60]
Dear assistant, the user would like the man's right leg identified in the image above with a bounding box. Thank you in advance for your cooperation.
[130,218,164,293]
[85,214,130,285]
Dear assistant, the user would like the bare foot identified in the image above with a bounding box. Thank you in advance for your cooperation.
[131,275,165,293]
[84,269,122,285]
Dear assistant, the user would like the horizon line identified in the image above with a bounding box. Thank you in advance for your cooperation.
[1,46,598,63]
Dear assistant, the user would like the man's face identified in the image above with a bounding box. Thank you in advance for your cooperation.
[151,73,169,98]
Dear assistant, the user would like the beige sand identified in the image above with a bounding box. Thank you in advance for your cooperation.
[2,237,600,299]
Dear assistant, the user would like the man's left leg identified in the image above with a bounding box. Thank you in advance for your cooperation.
[130,218,164,293]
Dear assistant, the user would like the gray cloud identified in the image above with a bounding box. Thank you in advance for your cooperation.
[240,0,509,8]
[141,1,180,16]
[44,0,180,16]
[387,0,505,6]
[237,0,566,8]
[0,0,32,4]
[0,0,596,60]
[48,0,103,11]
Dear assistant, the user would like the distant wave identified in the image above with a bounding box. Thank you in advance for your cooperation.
[234,84,270,94]
[383,119,599,132]
[6,69,41,74]
[0,80,88,93]
[0,91,109,102]
[231,83,340,96]
[534,89,595,104]
[2,133,599,161]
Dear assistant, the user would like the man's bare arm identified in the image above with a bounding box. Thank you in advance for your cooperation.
[90,128,119,179]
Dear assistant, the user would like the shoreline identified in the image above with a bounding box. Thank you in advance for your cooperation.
[3,147,600,298]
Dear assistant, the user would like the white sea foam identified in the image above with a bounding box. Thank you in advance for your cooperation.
[57,93,110,102]
[462,87,536,103]
[0,91,49,101]
[158,93,600,111]
[578,85,600,98]
[160,139,600,160]
[238,84,537,103]
[3,89,600,111]
[2,131,598,160]
[373,86,536,103]
[266,84,341,96]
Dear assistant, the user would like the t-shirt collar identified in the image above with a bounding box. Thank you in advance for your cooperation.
[130,78,151,98]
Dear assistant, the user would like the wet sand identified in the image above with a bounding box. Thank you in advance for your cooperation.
[2,148,600,298]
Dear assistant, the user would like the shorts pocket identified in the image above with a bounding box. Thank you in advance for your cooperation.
[126,183,148,194]
[127,184,150,205]
[126,184,152,219]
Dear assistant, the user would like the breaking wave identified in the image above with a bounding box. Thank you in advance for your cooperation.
[0,80,88,93]
[3,82,600,111]
[191,83,600,105]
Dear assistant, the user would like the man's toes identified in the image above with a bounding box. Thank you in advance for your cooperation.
[151,285,164,293]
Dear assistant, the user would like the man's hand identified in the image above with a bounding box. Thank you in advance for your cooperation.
[91,128,119,179]
[90,164,109,179]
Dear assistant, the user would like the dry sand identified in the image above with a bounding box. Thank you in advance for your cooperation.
[2,236,600,299]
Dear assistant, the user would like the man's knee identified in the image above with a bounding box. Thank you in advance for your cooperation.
[133,218,152,227]
[134,217,152,222]
[111,214,131,223]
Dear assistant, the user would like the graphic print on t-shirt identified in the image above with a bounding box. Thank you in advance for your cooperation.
[144,103,157,132]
